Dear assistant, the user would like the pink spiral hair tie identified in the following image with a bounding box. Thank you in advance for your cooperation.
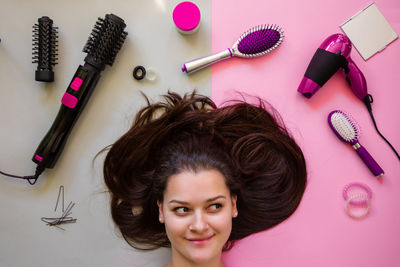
[345,194,371,219]
[342,182,372,206]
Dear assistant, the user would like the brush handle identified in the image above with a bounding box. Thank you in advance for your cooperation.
[32,65,100,169]
[182,48,233,74]
[354,143,384,177]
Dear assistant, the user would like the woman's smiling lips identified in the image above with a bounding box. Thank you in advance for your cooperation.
[186,234,215,245]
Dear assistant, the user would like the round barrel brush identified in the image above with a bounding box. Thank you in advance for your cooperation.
[32,16,58,82]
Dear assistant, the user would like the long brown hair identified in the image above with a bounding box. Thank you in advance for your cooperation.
[102,91,307,250]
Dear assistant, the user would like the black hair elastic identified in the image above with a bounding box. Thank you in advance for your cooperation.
[133,65,146,80]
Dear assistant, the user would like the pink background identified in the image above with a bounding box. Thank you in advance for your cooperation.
[212,0,400,266]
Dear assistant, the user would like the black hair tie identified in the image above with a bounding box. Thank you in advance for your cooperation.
[133,66,146,80]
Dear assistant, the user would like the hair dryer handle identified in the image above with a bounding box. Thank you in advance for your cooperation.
[355,144,384,177]
[344,57,368,101]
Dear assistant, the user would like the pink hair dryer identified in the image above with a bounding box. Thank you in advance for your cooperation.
[297,33,370,106]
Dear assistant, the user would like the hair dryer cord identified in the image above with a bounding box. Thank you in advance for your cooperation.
[364,94,400,161]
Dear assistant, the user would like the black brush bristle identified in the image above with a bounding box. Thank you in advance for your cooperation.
[32,16,58,82]
[83,14,127,70]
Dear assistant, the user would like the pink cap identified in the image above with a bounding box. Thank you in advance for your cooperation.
[173,1,201,33]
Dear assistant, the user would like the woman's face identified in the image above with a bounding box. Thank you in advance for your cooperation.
[158,169,237,266]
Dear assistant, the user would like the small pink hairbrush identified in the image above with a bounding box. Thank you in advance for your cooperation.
[182,24,283,74]
[328,110,384,179]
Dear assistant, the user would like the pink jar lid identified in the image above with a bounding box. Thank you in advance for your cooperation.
[173,2,201,32]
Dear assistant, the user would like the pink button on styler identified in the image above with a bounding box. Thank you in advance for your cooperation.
[70,77,83,91]
[61,92,78,109]
[34,154,43,162]
[173,1,201,34]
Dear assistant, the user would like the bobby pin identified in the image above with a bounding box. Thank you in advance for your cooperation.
[41,217,77,228]
[54,185,64,212]
[41,217,77,226]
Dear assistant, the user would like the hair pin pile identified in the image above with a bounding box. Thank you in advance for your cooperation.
[41,185,77,230]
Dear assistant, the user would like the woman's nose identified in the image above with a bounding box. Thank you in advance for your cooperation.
[189,212,208,232]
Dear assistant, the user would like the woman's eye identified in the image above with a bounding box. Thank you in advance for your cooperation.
[174,207,189,214]
[208,203,222,212]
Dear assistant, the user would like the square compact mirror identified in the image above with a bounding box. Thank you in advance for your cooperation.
[340,3,398,60]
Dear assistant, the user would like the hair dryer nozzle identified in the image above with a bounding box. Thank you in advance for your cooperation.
[297,77,320,98]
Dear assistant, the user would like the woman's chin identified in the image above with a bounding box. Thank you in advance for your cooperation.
[186,248,220,265]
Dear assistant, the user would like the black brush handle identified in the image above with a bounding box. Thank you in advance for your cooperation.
[32,65,100,168]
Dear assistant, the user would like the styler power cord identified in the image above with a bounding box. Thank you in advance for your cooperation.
[363,95,400,161]
[0,167,44,185]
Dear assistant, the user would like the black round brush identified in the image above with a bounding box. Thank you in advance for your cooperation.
[32,16,58,82]
[83,14,127,70]
[31,14,127,180]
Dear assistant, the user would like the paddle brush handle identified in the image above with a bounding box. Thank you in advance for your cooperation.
[355,144,384,177]
[182,49,232,74]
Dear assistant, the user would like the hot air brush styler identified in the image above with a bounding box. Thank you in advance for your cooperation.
[182,24,283,74]
[328,110,384,179]
[29,14,127,183]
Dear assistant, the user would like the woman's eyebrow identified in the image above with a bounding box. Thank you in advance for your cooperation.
[168,195,226,205]
[168,200,189,205]
[206,195,226,202]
